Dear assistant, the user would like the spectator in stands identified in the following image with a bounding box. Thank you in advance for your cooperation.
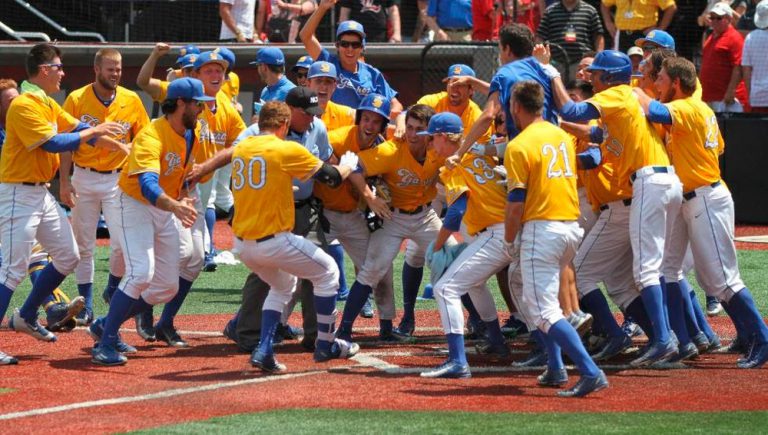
[424,0,473,42]
[503,0,546,33]
[472,0,503,41]
[0,79,19,149]
[701,2,748,113]
[536,0,604,78]
[339,0,402,42]
[628,46,644,73]
[742,0,768,112]
[219,0,260,43]
[737,0,762,34]
[413,0,433,42]
[251,47,296,103]
[699,0,747,27]
[600,0,677,52]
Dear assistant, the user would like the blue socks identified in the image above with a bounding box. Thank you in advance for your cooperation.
[665,280,691,346]
[78,283,94,312]
[0,283,13,325]
[19,263,66,322]
[314,294,337,353]
[258,309,282,356]
[326,244,348,295]
[401,262,423,323]
[728,288,768,344]
[339,281,372,332]
[101,290,136,347]
[542,332,564,371]
[205,207,216,253]
[548,319,600,377]
[447,333,467,365]
[156,277,194,330]
[625,296,655,343]
[485,320,505,346]
[104,273,122,303]
[640,284,671,344]
[581,289,623,338]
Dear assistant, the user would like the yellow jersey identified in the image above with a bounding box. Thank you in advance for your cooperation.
[504,121,580,222]
[0,91,79,183]
[195,91,246,183]
[322,100,356,132]
[601,0,676,31]
[357,138,444,211]
[663,97,723,192]
[221,71,240,106]
[63,85,149,172]
[118,116,200,205]
[154,80,170,103]
[441,153,506,235]
[416,91,492,143]
[231,134,322,240]
[588,84,669,188]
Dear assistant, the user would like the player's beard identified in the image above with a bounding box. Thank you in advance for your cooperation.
[660,87,675,104]
[97,74,118,91]
[182,106,198,130]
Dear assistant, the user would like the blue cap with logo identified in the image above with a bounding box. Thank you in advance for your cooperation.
[193,51,229,71]
[635,29,675,50]
[293,55,314,71]
[446,64,476,78]
[178,53,198,69]
[214,47,236,71]
[308,61,337,80]
[417,112,464,136]
[336,20,366,41]
[166,77,215,102]
[176,44,200,64]
[249,47,285,66]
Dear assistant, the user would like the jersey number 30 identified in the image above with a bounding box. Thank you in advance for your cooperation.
[232,156,266,190]
[542,142,574,179]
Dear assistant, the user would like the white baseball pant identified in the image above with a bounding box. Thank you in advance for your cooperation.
[578,186,598,234]
[178,195,206,283]
[70,166,125,285]
[0,184,79,290]
[110,191,180,305]
[434,223,509,335]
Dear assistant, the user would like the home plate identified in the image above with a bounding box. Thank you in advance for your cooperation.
[734,235,768,243]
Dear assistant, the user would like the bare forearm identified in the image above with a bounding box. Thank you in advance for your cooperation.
[658,6,677,30]
[551,76,571,110]
[300,3,327,59]
[725,65,742,95]
[388,5,402,40]
[433,226,453,252]
[220,4,240,35]
[59,152,73,182]
[137,55,164,99]
[560,121,592,141]
[743,67,753,96]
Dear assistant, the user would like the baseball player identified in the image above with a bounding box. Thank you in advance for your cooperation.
[187,101,360,372]
[504,80,607,397]
[418,112,510,378]
[293,55,314,87]
[0,43,127,344]
[338,103,456,341]
[137,43,196,103]
[252,47,296,103]
[88,77,204,366]
[216,47,242,112]
[555,50,684,367]
[636,57,768,368]
[308,61,356,131]
[300,0,403,116]
[58,48,149,326]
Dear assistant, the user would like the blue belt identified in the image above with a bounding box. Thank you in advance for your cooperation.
[683,181,721,201]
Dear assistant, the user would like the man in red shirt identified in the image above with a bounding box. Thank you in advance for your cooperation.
[701,2,749,112]
[473,0,503,41]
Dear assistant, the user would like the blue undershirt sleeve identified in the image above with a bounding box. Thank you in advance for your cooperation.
[507,188,527,202]
[138,172,164,206]
[577,146,602,170]
[560,101,600,122]
[41,132,82,152]
[648,100,673,125]
[589,125,604,144]
[442,194,468,232]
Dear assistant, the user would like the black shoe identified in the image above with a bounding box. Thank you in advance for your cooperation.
[75,307,94,327]
[250,350,286,373]
[557,370,609,397]
[591,334,632,362]
[396,318,415,336]
[474,341,511,359]
[301,335,316,351]
[501,316,529,339]
[379,329,416,344]
[513,347,547,367]
[155,325,188,348]
[537,368,568,387]
[135,311,156,342]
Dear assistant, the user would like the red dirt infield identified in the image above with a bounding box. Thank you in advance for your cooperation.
[1,312,768,433]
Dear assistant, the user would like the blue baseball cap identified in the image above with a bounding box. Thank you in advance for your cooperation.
[214,47,236,71]
[249,47,285,66]
[417,112,464,136]
[176,44,200,64]
[336,20,366,40]
[193,51,229,71]
[635,29,675,50]
[292,55,314,72]
[308,61,337,80]
[446,64,475,78]
[178,53,198,69]
[166,78,215,102]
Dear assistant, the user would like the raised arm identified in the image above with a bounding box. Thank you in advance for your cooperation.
[300,0,337,60]
[137,43,171,101]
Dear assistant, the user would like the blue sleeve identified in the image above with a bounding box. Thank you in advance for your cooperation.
[72,122,90,133]
[427,0,437,17]
[589,126,604,144]
[371,68,398,101]
[648,100,673,125]
[41,132,82,152]
[317,48,332,63]
[560,101,600,122]
[138,172,165,206]
[316,123,333,161]
[577,146,601,170]
[489,73,503,96]
[507,188,527,202]
[442,193,467,232]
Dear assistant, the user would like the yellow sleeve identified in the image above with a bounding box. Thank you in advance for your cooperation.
[9,98,60,150]
[127,132,162,175]
[358,141,398,176]
[416,92,443,109]
[602,0,617,6]
[55,102,80,134]
[328,126,350,156]
[694,78,703,100]
[505,142,530,191]
[441,167,470,206]
[282,140,323,181]
[225,107,246,148]
[155,81,169,103]
[657,0,675,9]
[62,93,77,118]
[588,86,625,118]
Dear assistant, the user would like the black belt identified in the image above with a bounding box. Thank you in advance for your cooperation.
[76,164,121,175]
[683,181,721,201]
[21,182,46,186]
[236,234,276,243]
[294,198,311,208]
[390,203,430,215]
[629,166,669,183]
[599,198,632,211]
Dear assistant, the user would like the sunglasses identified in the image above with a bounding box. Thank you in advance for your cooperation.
[42,63,64,71]
[337,40,363,49]
[710,15,725,21]
[180,98,206,108]
[296,72,308,78]
[642,44,658,51]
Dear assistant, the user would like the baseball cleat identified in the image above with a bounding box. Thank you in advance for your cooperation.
[314,338,359,362]
[569,312,593,338]
[91,343,128,366]
[513,348,548,367]
[87,318,138,354]
[396,318,415,337]
[0,350,19,366]
[706,296,722,316]
[630,339,678,367]
[557,370,609,398]
[724,335,749,354]
[335,325,353,342]
[155,325,189,348]
[737,342,768,369]
[250,350,287,373]
[691,332,711,353]
[301,335,317,351]
[222,318,239,343]
[360,297,374,318]
[75,307,94,327]
[203,250,217,272]
[591,334,632,362]
[671,342,699,362]
[135,311,156,342]
[420,359,471,379]
[621,319,644,338]
[537,368,568,387]
[276,323,302,341]
[475,341,511,359]
[737,337,758,364]
[9,309,57,342]
[501,316,529,339]
[706,334,722,353]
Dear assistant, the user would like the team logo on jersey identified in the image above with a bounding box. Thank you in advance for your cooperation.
[80,114,100,127]
[372,97,383,108]
[164,152,182,176]
[396,168,423,187]
[360,0,381,14]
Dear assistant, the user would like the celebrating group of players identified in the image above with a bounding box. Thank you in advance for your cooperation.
[1,0,767,400]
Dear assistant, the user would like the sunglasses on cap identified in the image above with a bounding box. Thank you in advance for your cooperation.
[337,40,363,49]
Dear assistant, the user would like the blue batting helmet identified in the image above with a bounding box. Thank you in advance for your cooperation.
[586,50,632,85]
[355,93,390,133]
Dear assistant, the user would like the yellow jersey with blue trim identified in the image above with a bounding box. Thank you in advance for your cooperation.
[322,100,356,132]
[441,153,506,235]
[416,91,492,143]
[231,134,322,240]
